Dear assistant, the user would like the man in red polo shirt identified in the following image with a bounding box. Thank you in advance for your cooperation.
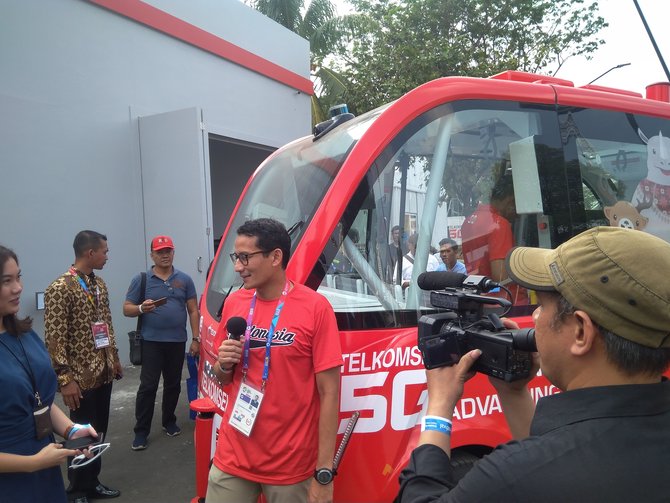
[461,175,527,305]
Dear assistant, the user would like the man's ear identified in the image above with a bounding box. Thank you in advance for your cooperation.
[569,310,598,356]
[271,249,283,267]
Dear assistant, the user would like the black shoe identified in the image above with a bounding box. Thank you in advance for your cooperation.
[71,497,89,503]
[87,484,121,499]
[132,433,148,451]
[162,423,181,437]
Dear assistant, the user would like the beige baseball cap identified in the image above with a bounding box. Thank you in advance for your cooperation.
[506,226,670,348]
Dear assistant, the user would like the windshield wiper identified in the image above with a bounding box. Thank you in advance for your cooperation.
[216,284,234,320]
[286,220,304,237]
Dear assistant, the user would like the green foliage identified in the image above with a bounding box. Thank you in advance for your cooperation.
[312,65,350,123]
[251,0,338,57]
[337,0,606,114]
[248,0,605,121]
[249,0,359,124]
[253,0,303,31]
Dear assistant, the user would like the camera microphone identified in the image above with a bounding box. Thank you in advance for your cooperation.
[417,272,499,293]
[226,316,247,341]
[417,271,467,290]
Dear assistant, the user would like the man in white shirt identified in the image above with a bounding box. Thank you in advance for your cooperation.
[397,233,440,290]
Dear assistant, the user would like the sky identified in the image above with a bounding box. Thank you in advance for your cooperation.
[557,0,670,94]
[328,0,670,96]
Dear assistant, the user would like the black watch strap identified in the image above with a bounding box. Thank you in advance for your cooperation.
[314,467,335,485]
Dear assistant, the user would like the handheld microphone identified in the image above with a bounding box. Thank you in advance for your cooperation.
[226,316,247,341]
[219,316,247,376]
[417,271,499,293]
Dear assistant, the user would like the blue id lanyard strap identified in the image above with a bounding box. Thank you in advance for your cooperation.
[242,281,289,390]
[69,267,99,312]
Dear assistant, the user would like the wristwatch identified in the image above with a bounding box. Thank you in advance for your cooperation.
[192,337,201,343]
[314,468,336,485]
[57,373,72,389]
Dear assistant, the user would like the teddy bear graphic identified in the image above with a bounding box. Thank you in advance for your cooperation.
[630,129,670,242]
[604,200,648,231]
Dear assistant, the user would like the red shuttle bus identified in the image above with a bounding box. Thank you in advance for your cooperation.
[193,71,670,502]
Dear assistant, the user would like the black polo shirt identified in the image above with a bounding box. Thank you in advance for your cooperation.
[397,380,670,502]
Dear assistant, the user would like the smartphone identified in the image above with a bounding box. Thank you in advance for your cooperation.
[153,297,168,307]
[61,434,100,450]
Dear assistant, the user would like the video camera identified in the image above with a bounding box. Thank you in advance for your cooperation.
[417,272,536,382]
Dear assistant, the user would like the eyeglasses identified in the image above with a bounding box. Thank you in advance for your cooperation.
[69,442,111,469]
[229,250,269,266]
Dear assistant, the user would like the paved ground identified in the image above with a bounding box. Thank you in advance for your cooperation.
[57,364,198,503]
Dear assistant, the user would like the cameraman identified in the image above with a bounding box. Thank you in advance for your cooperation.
[396,226,670,502]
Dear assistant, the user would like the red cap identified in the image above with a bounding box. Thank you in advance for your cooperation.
[151,235,174,251]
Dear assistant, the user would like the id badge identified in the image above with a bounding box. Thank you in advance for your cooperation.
[91,321,110,349]
[34,405,53,440]
[229,382,264,437]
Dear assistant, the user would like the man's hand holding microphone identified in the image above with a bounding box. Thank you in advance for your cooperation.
[215,317,247,384]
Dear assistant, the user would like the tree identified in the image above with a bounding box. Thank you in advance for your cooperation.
[336,0,606,114]
[247,0,358,123]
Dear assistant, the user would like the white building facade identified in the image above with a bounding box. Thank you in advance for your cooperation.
[1,0,311,360]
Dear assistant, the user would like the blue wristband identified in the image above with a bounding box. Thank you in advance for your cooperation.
[421,415,452,435]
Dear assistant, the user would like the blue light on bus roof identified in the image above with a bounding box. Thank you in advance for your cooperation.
[329,104,349,117]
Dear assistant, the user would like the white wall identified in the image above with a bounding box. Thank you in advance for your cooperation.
[0,0,310,361]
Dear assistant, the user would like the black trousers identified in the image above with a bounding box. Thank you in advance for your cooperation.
[67,381,113,494]
[134,340,185,436]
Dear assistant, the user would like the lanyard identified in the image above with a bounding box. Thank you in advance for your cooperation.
[242,281,289,390]
[69,267,99,310]
[0,334,43,407]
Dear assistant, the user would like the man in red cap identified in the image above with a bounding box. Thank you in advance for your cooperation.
[123,235,200,451]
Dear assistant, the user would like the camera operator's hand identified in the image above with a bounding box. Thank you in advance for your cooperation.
[419,349,481,455]
[426,349,482,415]
[485,317,539,439]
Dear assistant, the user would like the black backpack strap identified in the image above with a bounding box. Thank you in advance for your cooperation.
[404,254,414,265]
[136,272,147,332]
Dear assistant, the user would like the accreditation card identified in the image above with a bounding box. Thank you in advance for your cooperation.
[229,382,264,437]
[91,321,111,349]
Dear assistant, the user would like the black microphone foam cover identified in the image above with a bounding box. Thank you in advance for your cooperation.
[416,271,467,291]
[226,316,247,340]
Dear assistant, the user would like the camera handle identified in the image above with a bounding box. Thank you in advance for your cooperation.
[487,312,506,331]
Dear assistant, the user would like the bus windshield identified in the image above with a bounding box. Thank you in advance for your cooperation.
[312,99,670,329]
[207,96,670,330]
[205,106,386,317]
